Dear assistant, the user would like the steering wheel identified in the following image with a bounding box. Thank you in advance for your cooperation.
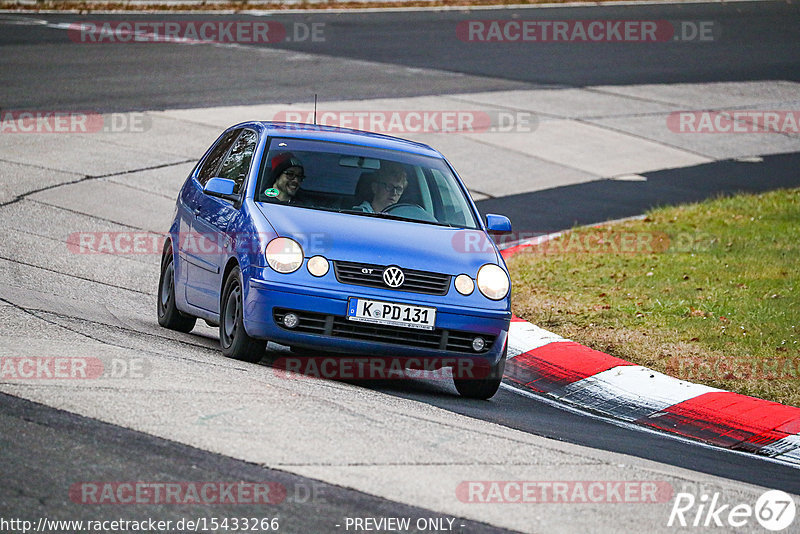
[381,203,437,223]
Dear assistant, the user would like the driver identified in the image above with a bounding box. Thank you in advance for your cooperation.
[265,152,304,203]
[353,162,407,213]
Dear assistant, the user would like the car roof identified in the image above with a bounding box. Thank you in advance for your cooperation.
[235,121,444,158]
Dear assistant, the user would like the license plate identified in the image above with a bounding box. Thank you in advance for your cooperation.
[347,298,436,331]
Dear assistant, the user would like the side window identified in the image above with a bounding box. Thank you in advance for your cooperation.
[217,129,258,194]
[196,129,241,187]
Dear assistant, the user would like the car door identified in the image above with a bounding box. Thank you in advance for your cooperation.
[181,128,240,311]
[186,129,258,312]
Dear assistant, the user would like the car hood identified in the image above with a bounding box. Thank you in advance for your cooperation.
[255,203,501,275]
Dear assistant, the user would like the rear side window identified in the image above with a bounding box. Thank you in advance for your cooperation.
[217,129,258,194]
[196,129,241,186]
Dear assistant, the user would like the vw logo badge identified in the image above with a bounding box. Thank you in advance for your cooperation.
[382,266,405,288]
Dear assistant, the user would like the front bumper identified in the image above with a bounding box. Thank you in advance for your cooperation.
[243,273,510,366]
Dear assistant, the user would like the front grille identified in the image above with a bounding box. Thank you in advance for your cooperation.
[273,308,495,353]
[330,317,442,349]
[333,261,450,296]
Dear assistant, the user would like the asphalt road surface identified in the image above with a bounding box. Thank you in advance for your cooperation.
[1,1,799,111]
[0,392,514,533]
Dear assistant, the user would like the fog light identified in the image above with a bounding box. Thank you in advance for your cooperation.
[284,312,299,329]
[472,337,486,352]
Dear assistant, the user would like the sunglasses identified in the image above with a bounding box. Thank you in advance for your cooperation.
[282,170,305,181]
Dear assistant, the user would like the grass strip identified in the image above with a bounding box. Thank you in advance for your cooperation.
[508,188,800,407]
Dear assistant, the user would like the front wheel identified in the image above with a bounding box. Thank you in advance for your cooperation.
[219,266,265,363]
[157,245,196,333]
[453,347,506,400]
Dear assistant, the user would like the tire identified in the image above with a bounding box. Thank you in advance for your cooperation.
[453,345,506,400]
[157,245,196,333]
[219,265,265,363]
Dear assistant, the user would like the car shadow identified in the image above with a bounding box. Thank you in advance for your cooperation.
[260,345,464,398]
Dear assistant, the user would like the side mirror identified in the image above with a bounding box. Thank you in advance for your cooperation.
[204,177,238,201]
[486,214,512,234]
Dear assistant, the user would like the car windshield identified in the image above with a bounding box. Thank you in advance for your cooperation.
[255,137,479,229]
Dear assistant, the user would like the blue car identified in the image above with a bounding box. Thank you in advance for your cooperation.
[158,122,512,399]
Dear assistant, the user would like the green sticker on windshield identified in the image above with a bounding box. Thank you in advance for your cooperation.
[264,188,280,197]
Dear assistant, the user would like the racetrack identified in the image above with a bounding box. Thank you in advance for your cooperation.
[2,2,800,532]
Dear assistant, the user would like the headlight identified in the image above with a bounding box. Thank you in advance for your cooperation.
[265,237,303,273]
[454,274,475,295]
[477,264,509,300]
[307,255,329,277]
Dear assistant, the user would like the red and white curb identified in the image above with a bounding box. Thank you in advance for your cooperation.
[504,317,800,466]
[500,231,800,466]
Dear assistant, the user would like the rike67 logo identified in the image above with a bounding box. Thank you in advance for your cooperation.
[668,490,796,531]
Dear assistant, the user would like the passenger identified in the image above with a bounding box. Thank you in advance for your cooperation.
[264,153,304,203]
[353,162,408,213]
